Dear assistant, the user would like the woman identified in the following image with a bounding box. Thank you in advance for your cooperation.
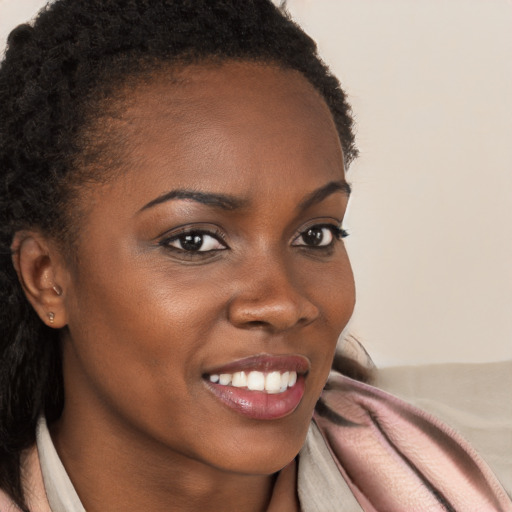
[0,1,510,511]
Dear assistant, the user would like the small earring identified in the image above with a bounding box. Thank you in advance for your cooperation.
[52,285,63,296]
[47,312,55,324]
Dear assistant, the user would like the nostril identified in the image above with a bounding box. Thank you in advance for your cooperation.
[246,320,268,329]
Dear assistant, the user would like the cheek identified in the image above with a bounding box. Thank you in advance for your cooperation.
[61,261,229,459]
[66,260,215,375]
[297,254,355,385]
[307,251,355,330]
[317,257,355,348]
[63,249,216,411]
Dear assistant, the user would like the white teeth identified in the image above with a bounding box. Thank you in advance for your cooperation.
[265,371,282,393]
[231,371,247,388]
[219,374,232,386]
[247,371,265,391]
[209,369,300,393]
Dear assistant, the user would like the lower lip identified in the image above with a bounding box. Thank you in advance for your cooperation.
[205,376,306,420]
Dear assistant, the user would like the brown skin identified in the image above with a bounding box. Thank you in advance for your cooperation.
[13,62,355,512]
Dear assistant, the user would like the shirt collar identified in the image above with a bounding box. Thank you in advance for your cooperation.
[36,417,85,512]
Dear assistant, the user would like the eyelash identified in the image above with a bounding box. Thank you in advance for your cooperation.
[159,227,228,258]
[292,224,348,249]
[159,223,348,258]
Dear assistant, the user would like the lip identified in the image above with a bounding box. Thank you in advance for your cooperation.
[203,354,309,420]
[203,354,310,376]
[205,376,306,420]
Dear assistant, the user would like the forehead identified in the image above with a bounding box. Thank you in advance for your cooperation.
[88,61,345,208]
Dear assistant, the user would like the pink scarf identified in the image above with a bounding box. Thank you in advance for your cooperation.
[314,373,512,511]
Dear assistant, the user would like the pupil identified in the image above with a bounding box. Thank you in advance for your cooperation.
[304,228,323,246]
[181,233,203,251]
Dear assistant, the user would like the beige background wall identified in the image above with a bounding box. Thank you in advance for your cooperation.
[2,0,511,367]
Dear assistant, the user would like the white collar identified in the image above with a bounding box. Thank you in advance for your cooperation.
[36,417,85,512]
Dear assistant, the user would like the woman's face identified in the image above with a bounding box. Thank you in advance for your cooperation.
[58,61,355,475]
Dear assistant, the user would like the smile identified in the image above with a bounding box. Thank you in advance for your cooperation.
[208,370,298,394]
[204,354,309,420]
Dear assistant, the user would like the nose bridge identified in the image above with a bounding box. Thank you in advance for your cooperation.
[227,243,319,331]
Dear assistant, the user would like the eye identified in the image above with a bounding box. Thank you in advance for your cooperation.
[292,224,347,248]
[161,230,227,253]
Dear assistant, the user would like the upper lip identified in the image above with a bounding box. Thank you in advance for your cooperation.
[203,354,310,376]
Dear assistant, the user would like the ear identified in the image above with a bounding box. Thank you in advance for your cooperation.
[11,231,69,328]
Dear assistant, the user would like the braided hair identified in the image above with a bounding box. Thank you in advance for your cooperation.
[0,1,357,508]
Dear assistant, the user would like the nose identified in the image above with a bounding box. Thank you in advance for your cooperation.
[227,255,320,332]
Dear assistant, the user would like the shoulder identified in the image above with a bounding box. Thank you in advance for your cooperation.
[313,373,512,511]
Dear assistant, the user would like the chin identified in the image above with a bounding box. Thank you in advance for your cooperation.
[209,415,311,476]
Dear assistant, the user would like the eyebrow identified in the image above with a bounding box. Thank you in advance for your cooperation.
[139,189,248,213]
[298,180,351,211]
[138,179,351,213]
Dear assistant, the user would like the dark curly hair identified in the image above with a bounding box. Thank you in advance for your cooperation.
[0,0,358,508]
